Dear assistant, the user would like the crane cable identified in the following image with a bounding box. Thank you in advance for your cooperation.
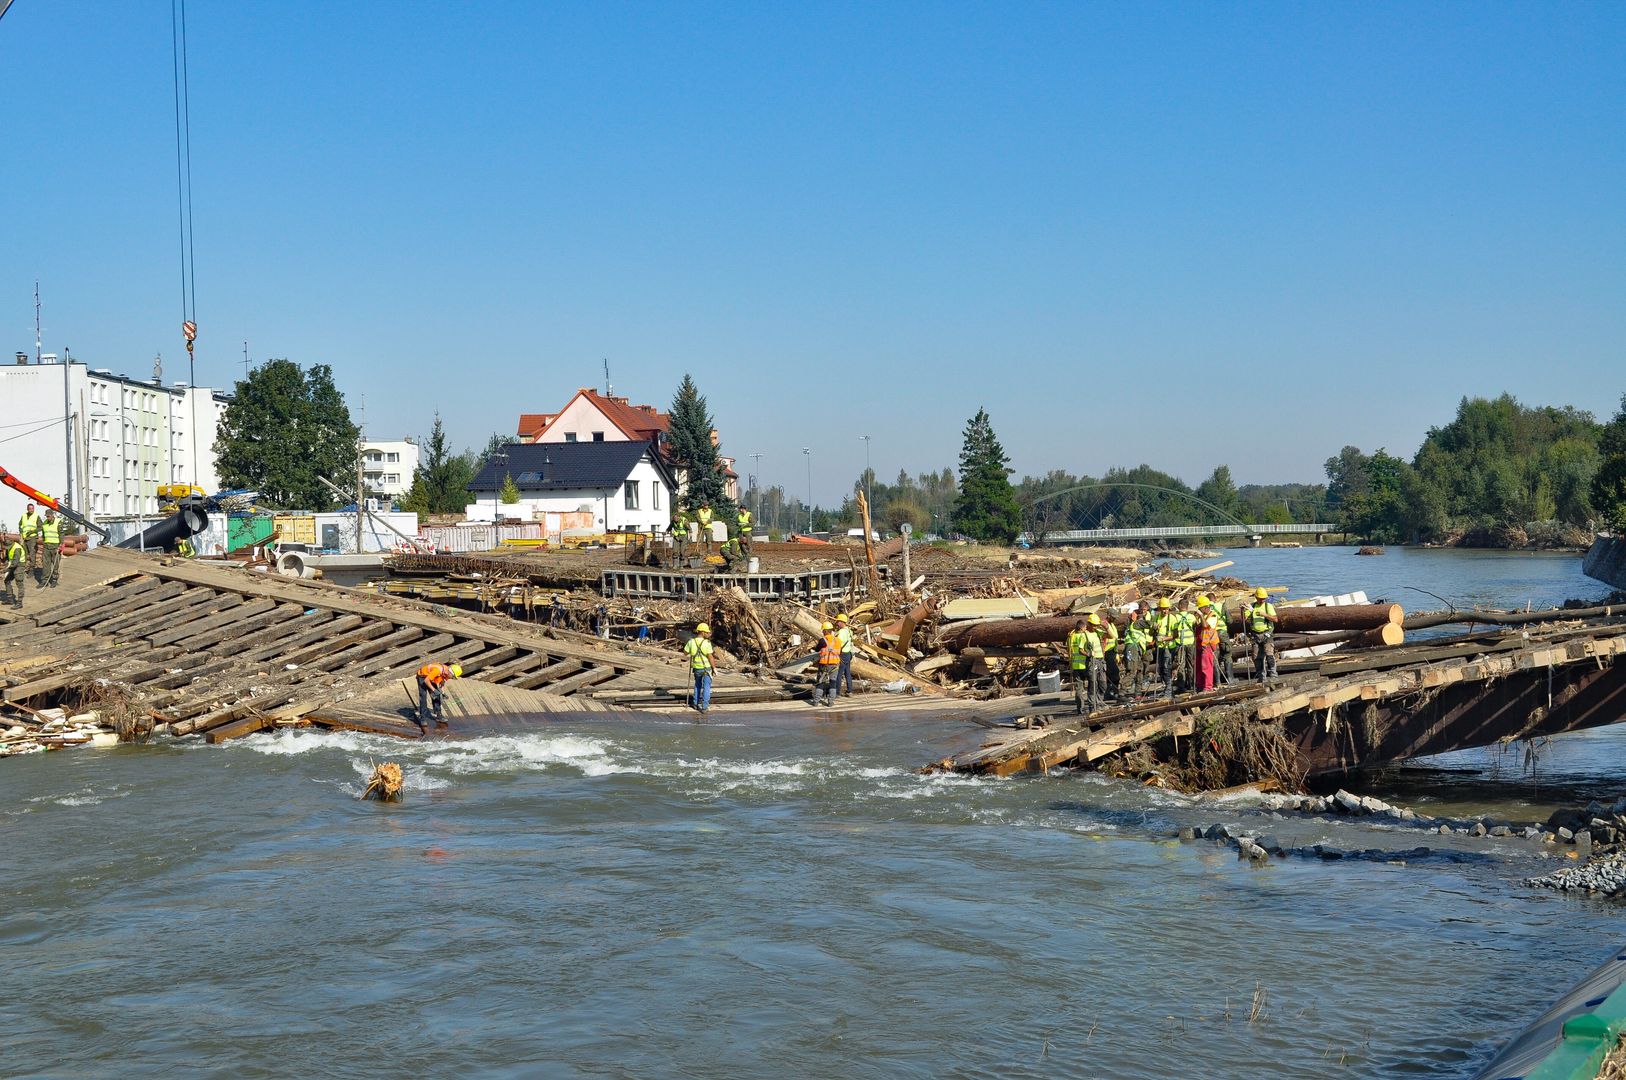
[171,0,198,362]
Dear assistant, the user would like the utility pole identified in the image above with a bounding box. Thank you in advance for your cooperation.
[802,447,812,534]
[750,451,763,524]
[859,434,872,510]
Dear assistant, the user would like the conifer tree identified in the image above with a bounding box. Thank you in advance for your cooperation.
[951,408,1022,543]
[666,374,734,515]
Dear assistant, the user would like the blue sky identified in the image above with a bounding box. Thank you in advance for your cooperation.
[4,2,1622,505]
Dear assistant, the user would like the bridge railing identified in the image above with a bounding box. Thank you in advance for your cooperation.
[1028,523,1337,543]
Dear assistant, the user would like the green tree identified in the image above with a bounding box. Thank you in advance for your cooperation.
[951,408,1022,543]
[667,374,734,515]
[1195,465,1240,520]
[500,473,521,504]
[400,413,478,515]
[883,497,927,534]
[1594,395,1626,533]
[215,358,359,510]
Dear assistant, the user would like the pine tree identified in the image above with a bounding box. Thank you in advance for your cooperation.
[400,413,477,515]
[500,473,521,504]
[215,359,360,510]
[951,408,1022,543]
[666,374,734,515]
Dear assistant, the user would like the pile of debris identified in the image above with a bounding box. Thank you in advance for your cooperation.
[1,706,121,757]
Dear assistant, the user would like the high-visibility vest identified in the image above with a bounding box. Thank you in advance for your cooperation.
[1155,613,1177,648]
[417,663,452,688]
[685,636,714,671]
[1248,602,1277,634]
[1066,630,1089,670]
[1125,620,1152,650]
[737,509,752,529]
[836,626,855,655]
[696,508,713,526]
[1199,615,1220,649]
[5,541,23,566]
[1083,629,1105,659]
[40,519,61,544]
[672,513,689,532]
[1100,621,1118,653]
[18,512,41,539]
[1174,611,1196,647]
[817,632,842,666]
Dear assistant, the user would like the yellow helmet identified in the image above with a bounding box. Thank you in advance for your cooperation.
[821,621,834,631]
[449,664,463,678]
[1157,598,1170,610]
[1196,596,1211,608]
[1254,587,1269,599]
[836,613,849,622]
[696,622,711,634]
[1087,612,1101,625]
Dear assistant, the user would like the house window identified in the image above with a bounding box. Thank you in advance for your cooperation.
[592,431,605,442]
[652,481,661,510]
[624,480,640,510]
[564,433,577,442]
[386,452,399,463]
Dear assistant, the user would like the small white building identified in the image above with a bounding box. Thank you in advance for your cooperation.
[362,438,419,500]
[464,440,676,532]
[0,352,230,524]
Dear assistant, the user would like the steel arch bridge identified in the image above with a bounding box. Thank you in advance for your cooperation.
[1018,482,1334,546]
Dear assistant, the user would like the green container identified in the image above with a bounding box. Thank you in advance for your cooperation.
[226,514,276,553]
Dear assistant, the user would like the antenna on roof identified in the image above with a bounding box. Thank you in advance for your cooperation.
[603,358,612,399]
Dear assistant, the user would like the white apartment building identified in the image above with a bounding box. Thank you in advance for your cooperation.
[0,352,230,523]
[362,438,419,501]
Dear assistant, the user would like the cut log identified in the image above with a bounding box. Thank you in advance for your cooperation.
[1230,603,1402,634]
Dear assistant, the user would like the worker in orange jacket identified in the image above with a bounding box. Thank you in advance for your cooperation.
[814,622,842,707]
[416,662,462,730]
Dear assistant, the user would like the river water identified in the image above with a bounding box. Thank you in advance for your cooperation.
[2,547,1621,1078]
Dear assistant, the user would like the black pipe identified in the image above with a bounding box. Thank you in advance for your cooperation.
[116,499,209,552]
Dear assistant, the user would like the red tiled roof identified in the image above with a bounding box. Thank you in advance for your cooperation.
[517,413,555,440]
[584,390,669,441]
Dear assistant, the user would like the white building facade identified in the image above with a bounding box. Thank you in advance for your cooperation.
[0,354,230,523]
[362,438,419,500]
[463,440,675,533]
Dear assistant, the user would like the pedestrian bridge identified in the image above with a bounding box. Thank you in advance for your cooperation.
[1029,523,1338,545]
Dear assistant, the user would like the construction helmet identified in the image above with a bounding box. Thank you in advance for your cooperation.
[1254,587,1269,599]
[1196,596,1211,608]
[822,621,834,631]
[836,613,849,622]
[696,622,711,634]
[1157,598,1170,610]
[449,664,463,678]
[1087,612,1101,625]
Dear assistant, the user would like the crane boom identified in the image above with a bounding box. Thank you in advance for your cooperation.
[0,465,111,540]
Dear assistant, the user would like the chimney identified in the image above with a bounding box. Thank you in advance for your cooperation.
[14,352,26,366]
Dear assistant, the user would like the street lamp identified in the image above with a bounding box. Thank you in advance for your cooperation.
[802,447,812,534]
[750,451,764,530]
[490,450,508,524]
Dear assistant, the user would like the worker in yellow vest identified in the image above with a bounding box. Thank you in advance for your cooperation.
[735,506,754,557]
[1211,594,1235,685]
[834,612,856,697]
[1172,598,1197,695]
[38,510,62,588]
[1122,607,1153,697]
[18,502,42,573]
[3,535,25,608]
[670,507,691,564]
[1065,619,1091,715]
[1246,587,1279,680]
[1098,610,1120,701]
[685,622,715,712]
[696,503,715,556]
[1153,598,1177,695]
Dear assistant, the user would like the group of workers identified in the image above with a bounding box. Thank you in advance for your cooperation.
[813,613,858,706]
[4,502,65,607]
[1064,588,1279,714]
[669,502,754,569]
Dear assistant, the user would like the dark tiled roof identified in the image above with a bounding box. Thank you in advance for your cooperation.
[468,440,669,492]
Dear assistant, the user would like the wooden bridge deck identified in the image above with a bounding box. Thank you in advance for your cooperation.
[0,548,782,744]
[933,618,1626,781]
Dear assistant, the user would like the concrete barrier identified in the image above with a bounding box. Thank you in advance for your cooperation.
[1583,535,1626,591]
